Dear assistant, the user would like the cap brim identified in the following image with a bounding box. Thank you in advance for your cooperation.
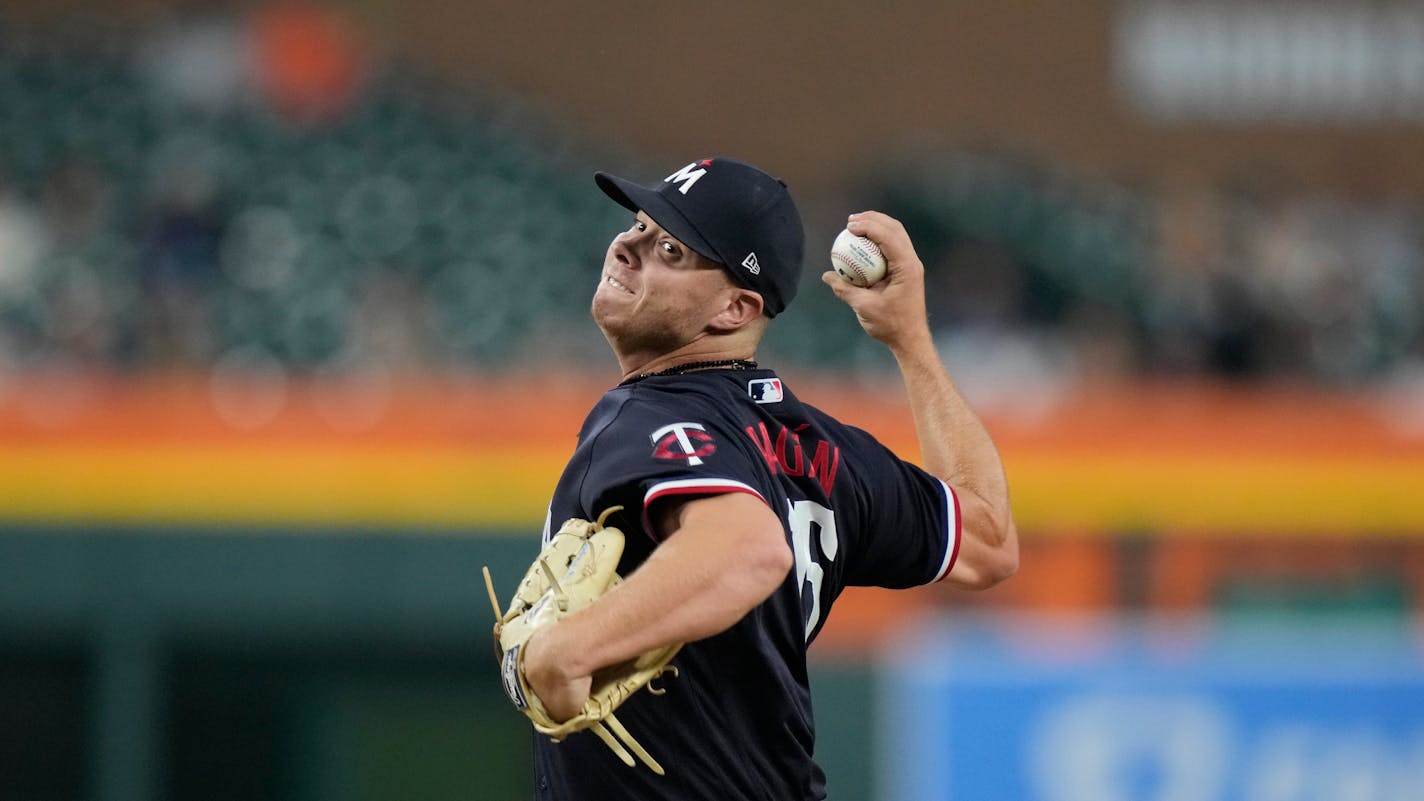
[594,172,725,267]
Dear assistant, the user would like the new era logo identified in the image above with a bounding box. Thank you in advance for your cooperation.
[742,253,761,274]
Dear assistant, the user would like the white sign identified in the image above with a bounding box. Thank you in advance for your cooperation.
[1116,1,1424,123]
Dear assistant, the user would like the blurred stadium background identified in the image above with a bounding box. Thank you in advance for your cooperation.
[1,2,1422,800]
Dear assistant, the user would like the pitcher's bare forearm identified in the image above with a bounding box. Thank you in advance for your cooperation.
[824,211,1019,589]
[890,337,1017,588]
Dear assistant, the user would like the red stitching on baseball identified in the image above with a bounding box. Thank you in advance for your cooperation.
[833,234,881,285]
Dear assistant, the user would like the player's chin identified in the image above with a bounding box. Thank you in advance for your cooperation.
[590,297,642,345]
[593,276,637,308]
[590,290,626,323]
[599,314,687,357]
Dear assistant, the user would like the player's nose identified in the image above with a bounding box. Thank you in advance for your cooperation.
[611,237,640,269]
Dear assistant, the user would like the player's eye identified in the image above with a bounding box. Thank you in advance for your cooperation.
[659,240,681,257]
[632,218,647,233]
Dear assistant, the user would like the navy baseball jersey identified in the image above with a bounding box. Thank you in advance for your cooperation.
[532,367,959,801]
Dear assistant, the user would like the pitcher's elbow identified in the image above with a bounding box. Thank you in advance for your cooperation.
[988,542,1019,586]
[973,523,1020,589]
[742,532,795,598]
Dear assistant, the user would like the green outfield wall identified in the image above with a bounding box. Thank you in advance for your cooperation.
[1,529,876,801]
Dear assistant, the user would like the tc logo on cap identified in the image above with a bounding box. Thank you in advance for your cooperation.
[665,160,714,195]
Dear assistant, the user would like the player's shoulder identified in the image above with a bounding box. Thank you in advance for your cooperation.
[595,373,773,450]
[794,396,895,466]
[612,373,756,419]
[575,379,727,449]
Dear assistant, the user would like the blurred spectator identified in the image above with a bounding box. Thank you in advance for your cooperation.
[39,159,110,242]
[140,15,251,114]
[346,265,435,371]
[0,172,51,369]
[250,3,366,124]
[0,174,48,301]
[137,160,224,368]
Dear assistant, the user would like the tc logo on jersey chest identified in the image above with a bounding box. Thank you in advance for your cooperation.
[748,378,783,404]
[651,422,716,466]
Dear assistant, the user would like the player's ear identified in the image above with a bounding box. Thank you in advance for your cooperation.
[707,287,764,333]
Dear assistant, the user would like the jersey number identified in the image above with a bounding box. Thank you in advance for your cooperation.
[788,499,839,640]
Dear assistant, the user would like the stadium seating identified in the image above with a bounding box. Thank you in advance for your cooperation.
[0,19,1418,383]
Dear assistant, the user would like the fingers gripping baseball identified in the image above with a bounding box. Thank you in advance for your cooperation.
[847,212,917,268]
[822,211,931,350]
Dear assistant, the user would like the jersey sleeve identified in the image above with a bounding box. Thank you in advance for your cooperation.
[577,392,772,541]
[837,426,961,589]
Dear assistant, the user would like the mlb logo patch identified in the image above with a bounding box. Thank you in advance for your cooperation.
[748,378,783,404]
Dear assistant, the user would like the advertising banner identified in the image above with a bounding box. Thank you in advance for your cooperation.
[882,615,1424,801]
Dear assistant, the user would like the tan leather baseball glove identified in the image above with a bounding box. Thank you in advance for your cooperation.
[483,506,682,774]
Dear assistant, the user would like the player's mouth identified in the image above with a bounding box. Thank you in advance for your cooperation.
[606,275,635,294]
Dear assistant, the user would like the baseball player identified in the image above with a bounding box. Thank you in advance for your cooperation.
[515,157,1018,800]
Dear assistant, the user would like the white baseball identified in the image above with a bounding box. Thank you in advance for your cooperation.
[830,228,887,287]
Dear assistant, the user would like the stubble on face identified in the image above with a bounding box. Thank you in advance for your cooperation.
[591,278,706,359]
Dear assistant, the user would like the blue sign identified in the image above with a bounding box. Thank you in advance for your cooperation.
[881,615,1424,801]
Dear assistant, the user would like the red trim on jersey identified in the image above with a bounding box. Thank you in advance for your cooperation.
[641,479,769,541]
[933,482,963,583]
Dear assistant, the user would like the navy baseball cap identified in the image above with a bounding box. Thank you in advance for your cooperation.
[595,158,805,317]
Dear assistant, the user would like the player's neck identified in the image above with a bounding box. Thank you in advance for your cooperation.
[618,345,758,384]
